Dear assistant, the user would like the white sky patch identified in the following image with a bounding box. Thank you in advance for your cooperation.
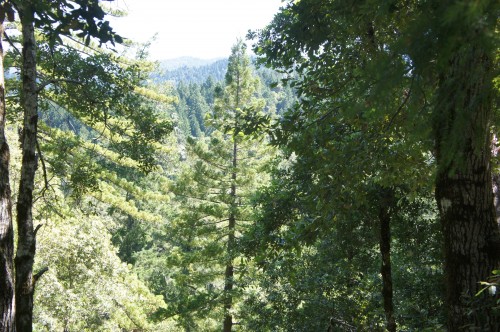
[107,0,283,60]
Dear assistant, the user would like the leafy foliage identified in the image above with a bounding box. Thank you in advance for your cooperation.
[1,2,495,331]
[143,41,275,330]
[246,0,499,330]
[34,213,165,331]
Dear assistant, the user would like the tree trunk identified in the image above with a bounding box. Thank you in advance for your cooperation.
[378,189,396,332]
[0,21,15,332]
[492,173,500,226]
[223,138,237,332]
[222,259,234,332]
[434,45,500,331]
[15,4,39,331]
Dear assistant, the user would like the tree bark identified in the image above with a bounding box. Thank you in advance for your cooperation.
[15,3,39,331]
[492,173,500,226]
[378,189,396,332]
[223,138,237,332]
[434,45,500,331]
[0,21,15,332]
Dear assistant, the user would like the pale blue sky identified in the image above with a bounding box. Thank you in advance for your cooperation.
[108,0,283,60]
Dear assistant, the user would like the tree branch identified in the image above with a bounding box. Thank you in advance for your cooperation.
[36,78,84,93]
[33,267,49,283]
[36,140,50,194]
[3,31,21,56]
[385,73,415,131]
[112,299,144,330]
[34,224,44,236]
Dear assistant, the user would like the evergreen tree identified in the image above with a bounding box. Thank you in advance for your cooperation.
[169,41,271,331]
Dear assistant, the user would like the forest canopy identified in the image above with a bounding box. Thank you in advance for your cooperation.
[0,1,498,331]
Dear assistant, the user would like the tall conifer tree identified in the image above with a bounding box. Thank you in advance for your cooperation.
[171,41,270,331]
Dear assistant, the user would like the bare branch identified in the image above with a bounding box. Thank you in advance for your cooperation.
[34,224,44,236]
[33,267,49,284]
[3,31,21,56]
[36,140,50,194]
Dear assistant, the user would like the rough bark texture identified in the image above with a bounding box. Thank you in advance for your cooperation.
[378,190,396,332]
[0,21,15,332]
[15,4,39,331]
[492,173,500,226]
[434,45,500,331]
[223,138,237,332]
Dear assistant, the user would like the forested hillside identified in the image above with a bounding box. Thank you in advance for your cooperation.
[158,58,296,139]
[0,1,498,332]
[155,58,228,84]
[159,57,224,71]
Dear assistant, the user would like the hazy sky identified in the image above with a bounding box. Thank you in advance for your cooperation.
[107,0,283,60]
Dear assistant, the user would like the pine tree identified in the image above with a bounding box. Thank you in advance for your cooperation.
[170,41,271,331]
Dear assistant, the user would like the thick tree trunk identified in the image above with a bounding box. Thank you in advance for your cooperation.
[0,22,15,332]
[223,138,238,332]
[434,45,500,331]
[15,4,39,332]
[378,189,396,332]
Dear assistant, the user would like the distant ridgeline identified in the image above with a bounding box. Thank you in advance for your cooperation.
[154,57,229,84]
[154,57,297,138]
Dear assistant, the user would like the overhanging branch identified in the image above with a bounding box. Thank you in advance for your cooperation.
[36,78,84,93]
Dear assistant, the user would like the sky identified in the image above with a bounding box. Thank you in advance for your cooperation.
[107,0,283,60]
